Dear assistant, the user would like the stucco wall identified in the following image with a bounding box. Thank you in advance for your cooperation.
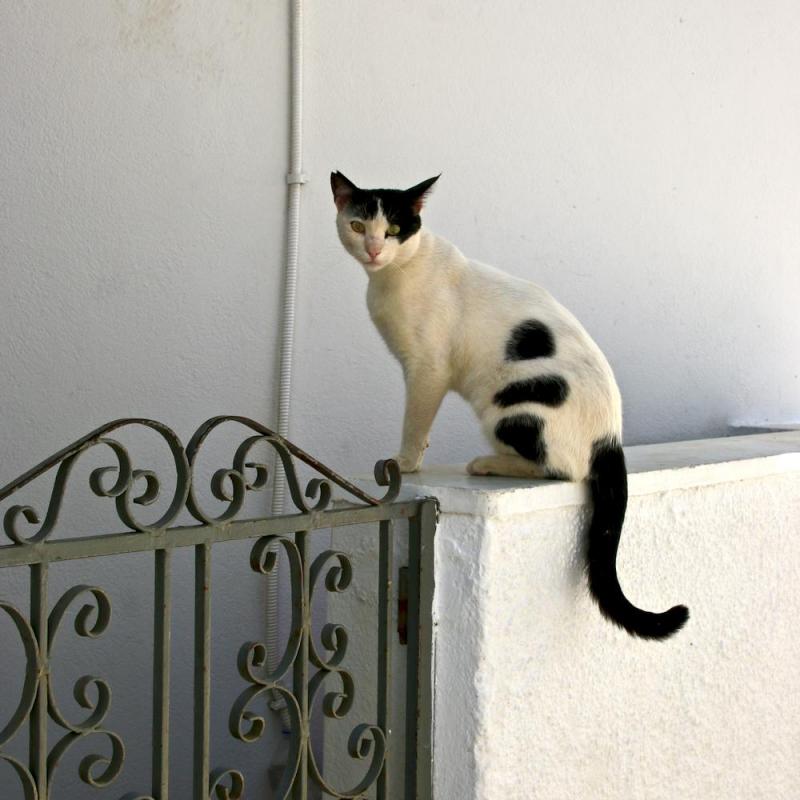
[404,432,800,799]
[296,0,800,471]
[3,3,799,511]
[2,2,800,797]
[1,4,291,795]
[1,2,288,474]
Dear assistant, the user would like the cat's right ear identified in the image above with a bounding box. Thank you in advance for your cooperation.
[331,171,357,211]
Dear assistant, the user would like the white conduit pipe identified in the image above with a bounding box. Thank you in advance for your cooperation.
[268,0,306,733]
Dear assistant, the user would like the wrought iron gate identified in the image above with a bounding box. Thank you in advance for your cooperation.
[0,417,436,799]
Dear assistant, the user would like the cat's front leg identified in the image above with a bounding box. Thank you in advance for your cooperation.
[393,367,448,473]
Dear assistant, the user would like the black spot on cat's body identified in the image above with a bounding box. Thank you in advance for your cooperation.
[505,320,555,361]
[494,375,569,408]
[494,414,547,463]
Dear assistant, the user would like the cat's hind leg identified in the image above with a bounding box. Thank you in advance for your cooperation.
[467,454,552,478]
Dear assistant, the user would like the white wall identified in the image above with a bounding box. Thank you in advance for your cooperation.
[404,432,800,799]
[1,2,287,476]
[297,0,800,472]
[1,3,291,795]
[3,2,799,508]
[2,1,800,794]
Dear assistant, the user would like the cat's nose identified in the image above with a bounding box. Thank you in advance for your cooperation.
[366,244,383,259]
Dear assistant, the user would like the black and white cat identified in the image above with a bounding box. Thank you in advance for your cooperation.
[331,171,688,640]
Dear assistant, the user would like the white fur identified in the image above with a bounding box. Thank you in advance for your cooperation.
[336,216,622,480]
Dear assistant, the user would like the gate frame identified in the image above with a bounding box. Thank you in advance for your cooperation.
[0,416,436,800]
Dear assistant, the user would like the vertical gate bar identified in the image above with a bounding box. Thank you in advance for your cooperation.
[377,519,394,800]
[414,500,436,800]
[404,514,421,800]
[404,501,436,800]
[292,530,309,800]
[193,542,211,800]
[153,547,172,799]
[28,561,48,800]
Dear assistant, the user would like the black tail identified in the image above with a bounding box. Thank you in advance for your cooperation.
[587,439,689,640]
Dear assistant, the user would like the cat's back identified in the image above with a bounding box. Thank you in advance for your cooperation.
[453,252,619,414]
[463,256,553,310]
[457,255,582,348]
[425,234,607,367]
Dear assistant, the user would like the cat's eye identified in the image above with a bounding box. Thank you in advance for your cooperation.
[387,224,401,236]
[350,220,366,234]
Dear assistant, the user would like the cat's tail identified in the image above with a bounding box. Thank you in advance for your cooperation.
[586,438,689,640]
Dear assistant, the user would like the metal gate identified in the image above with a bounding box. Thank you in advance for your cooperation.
[0,416,435,799]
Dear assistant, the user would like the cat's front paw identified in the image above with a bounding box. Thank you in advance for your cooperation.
[467,456,494,476]
[393,454,422,473]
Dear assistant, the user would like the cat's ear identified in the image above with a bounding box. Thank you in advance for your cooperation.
[405,174,440,214]
[331,171,357,211]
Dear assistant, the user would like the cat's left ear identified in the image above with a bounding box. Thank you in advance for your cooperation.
[406,175,441,214]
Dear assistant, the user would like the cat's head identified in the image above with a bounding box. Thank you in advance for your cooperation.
[330,172,439,273]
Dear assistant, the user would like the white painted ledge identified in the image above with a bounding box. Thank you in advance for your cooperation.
[399,431,800,800]
[401,430,800,514]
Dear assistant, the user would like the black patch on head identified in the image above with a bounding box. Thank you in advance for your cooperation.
[494,375,569,408]
[349,192,380,220]
[332,173,440,244]
[494,414,547,463]
[346,188,421,242]
[505,320,555,361]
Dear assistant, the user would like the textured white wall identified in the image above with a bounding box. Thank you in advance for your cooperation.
[3,2,799,513]
[1,2,287,476]
[296,0,800,471]
[1,3,291,795]
[2,2,800,795]
[404,432,800,799]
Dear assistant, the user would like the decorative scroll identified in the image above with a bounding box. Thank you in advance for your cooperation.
[0,603,39,747]
[225,534,305,799]
[45,585,126,795]
[207,768,245,800]
[306,550,387,798]
[0,416,401,545]
[0,419,190,544]
[185,416,400,522]
[222,535,388,799]
[0,753,38,800]
[0,601,40,799]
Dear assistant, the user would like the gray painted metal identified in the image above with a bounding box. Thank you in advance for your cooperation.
[0,416,435,799]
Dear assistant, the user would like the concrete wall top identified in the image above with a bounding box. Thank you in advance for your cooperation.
[402,431,800,516]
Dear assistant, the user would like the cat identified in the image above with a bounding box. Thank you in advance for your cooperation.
[331,170,688,640]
